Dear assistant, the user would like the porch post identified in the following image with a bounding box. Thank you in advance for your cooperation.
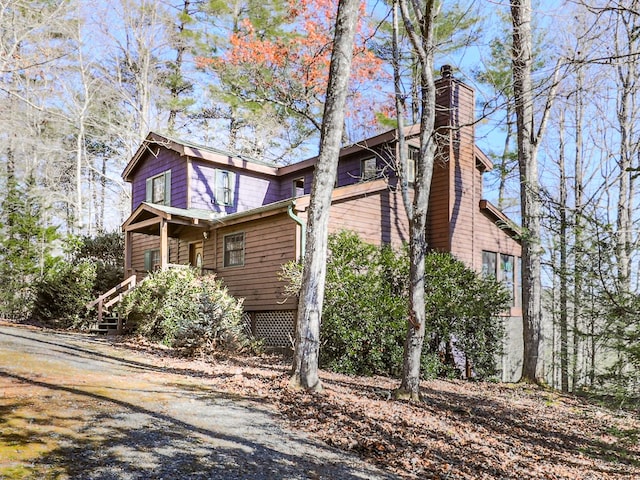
[160,218,168,270]
[124,229,133,277]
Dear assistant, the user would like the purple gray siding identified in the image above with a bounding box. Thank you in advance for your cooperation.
[131,148,187,209]
[190,159,280,213]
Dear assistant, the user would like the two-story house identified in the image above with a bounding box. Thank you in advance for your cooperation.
[117,67,523,381]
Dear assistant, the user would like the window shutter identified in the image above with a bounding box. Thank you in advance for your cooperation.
[164,170,171,206]
[144,250,152,272]
[146,178,152,202]
[228,171,236,206]
[214,169,223,205]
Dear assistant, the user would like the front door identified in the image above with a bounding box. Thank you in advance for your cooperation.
[189,242,204,272]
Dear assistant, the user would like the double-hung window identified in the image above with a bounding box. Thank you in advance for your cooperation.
[146,170,171,206]
[214,169,236,206]
[292,178,305,197]
[482,250,520,307]
[223,232,245,267]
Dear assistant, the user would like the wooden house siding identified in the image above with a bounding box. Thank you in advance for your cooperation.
[428,145,453,252]
[129,233,180,275]
[294,180,410,248]
[190,159,281,213]
[214,213,298,311]
[131,149,187,209]
[329,186,409,247]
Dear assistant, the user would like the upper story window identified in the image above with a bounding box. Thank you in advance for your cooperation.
[214,169,236,207]
[146,170,171,206]
[361,157,378,181]
[407,146,418,183]
[293,178,305,197]
[223,232,245,267]
[482,250,520,307]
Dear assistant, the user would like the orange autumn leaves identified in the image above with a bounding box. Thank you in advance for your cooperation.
[201,0,387,129]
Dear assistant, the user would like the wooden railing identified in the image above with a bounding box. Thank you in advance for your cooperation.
[86,274,137,328]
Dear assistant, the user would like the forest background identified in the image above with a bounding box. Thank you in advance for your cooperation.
[1,0,639,396]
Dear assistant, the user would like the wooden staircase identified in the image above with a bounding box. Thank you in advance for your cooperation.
[86,275,137,335]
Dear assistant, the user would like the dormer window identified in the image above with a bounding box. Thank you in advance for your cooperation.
[146,170,171,206]
[361,157,377,181]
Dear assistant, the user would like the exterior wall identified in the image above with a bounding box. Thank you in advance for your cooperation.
[129,233,180,276]
[214,213,298,311]
[190,159,280,213]
[327,186,410,247]
[278,170,314,199]
[294,181,410,249]
[428,144,452,252]
[131,149,187,210]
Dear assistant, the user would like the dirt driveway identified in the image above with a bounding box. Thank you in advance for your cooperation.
[0,324,393,479]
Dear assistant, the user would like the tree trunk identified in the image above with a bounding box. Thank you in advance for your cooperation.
[290,0,359,391]
[511,0,544,383]
[558,110,569,392]
[394,0,438,401]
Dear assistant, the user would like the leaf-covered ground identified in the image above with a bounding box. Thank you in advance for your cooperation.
[119,338,640,480]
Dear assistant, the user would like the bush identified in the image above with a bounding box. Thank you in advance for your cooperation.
[119,268,249,355]
[423,252,510,378]
[281,231,407,377]
[31,260,97,328]
[68,232,124,295]
[281,231,511,379]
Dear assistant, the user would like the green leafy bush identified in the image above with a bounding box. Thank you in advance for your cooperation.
[119,268,249,355]
[423,252,510,378]
[31,261,97,328]
[281,230,510,379]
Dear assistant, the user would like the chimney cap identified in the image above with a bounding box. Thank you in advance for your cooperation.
[440,64,453,78]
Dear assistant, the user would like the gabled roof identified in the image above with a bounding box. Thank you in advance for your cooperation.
[479,199,521,241]
[123,127,427,182]
[122,132,279,182]
[122,200,296,236]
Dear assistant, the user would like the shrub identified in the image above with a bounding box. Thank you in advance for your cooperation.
[68,232,124,295]
[281,231,407,377]
[31,260,97,328]
[119,268,249,355]
[422,252,510,378]
[281,230,511,379]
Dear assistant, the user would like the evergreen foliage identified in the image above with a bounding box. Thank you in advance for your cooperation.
[0,179,59,318]
[30,232,124,327]
[281,231,510,379]
[119,268,250,355]
[31,261,97,329]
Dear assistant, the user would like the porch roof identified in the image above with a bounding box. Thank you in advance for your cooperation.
[122,200,297,237]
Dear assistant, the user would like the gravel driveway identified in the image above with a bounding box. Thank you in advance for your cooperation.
[0,324,394,479]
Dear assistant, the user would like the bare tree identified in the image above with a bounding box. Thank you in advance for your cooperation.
[510,0,560,383]
[393,0,438,401]
[290,0,360,391]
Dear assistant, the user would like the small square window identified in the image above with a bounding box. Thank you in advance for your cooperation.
[144,249,161,272]
[293,178,305,197]
[361,157,377,181]
[224,232,245,267]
